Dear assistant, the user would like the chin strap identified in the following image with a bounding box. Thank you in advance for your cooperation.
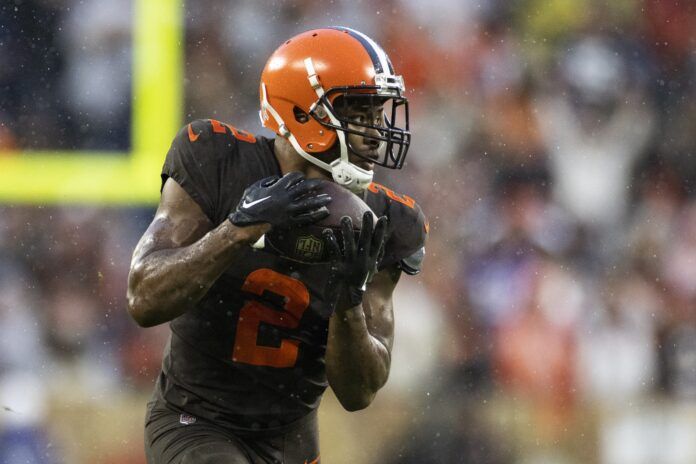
[258,62,373,193]
[327,158,373,193]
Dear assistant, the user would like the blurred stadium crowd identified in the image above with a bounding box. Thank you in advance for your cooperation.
[1,0,695,463]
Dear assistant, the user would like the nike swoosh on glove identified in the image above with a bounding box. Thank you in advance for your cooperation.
[229,171,331,228]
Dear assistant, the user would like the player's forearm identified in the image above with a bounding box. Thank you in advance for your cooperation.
[325,305,391,411]
[127,221,267,327]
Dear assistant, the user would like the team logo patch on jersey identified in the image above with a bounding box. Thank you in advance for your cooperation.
[295,235,323,261]
[179,413,197,425]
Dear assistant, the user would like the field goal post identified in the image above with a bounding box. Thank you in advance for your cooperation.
[0,0,182,205]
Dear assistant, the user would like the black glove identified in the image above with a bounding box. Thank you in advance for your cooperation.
[229,172,331,228]
[323,212,388,310]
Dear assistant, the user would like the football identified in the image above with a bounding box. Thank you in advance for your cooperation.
[264,180,376,263]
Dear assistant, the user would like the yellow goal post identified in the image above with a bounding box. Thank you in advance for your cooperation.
[0,0,182,205]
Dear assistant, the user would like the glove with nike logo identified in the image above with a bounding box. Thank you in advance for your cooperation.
[323,212,388,310]
[229,171,331,228]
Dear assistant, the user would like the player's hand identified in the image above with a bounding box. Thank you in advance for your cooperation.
[323,212,388,311]
[229,172,331,228]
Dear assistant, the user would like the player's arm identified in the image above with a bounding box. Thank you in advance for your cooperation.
[325,261,399,411]
[128,173,330,327]
[127,178,269,327]
[324,213,397,410]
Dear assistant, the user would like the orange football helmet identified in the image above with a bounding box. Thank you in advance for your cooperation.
[259,27,410,192]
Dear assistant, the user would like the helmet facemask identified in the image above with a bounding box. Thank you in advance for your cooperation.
[311,90,411,171]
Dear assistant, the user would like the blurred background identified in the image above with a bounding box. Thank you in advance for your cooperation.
[0,0,695,463]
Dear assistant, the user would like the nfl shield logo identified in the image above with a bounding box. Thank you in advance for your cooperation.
[179,413,197,425]
[295,235,323,261]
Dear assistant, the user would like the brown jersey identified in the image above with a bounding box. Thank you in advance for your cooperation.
[153,119,427,433]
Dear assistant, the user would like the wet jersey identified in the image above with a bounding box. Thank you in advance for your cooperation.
[154,119,427,433]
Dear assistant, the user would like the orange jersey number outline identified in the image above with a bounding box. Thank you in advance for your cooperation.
[232,268,309,368]
[368,182,416,209]
[210,119,257,143]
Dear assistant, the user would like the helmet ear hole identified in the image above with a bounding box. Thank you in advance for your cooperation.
[293,106,310,124]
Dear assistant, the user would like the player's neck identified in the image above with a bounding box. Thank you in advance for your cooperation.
[273,136,331,181]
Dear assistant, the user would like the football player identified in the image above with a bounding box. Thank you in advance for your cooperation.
[127,27,427,464]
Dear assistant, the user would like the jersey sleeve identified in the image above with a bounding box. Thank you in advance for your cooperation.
[161,119,223,221]
[384,200,428,275]
[366,183,428,275]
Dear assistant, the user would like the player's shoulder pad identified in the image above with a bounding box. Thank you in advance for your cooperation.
[366,182,429,275]
[173,118,259,156]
